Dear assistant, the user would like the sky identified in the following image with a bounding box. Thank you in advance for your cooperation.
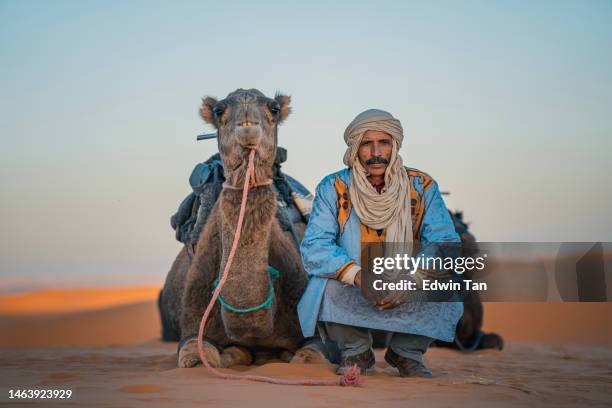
[1,0,611,291]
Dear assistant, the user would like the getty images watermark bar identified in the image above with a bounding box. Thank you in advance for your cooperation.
[359,242,611,302]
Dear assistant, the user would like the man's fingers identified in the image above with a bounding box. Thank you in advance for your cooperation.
[376,300,405,310]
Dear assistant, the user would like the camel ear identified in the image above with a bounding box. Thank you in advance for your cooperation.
[199,96,218,125]
[274,93,291,123]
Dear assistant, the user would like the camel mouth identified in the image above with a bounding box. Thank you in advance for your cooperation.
[235,144,259,159]
[235,137,262,152]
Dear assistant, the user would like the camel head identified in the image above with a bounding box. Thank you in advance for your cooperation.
[199,88,291,186]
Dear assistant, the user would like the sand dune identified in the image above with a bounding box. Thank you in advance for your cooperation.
[0,287,611,407]
[0,301,160,348]
[1,288,610,347]
[0,287,160,315]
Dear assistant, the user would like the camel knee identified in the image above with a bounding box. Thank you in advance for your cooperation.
[220,346,253,367]
[290,344,329,364]
[178,338,221,368]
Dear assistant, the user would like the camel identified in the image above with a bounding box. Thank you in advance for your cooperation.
[159,89,326,368]
[436,212,504,351]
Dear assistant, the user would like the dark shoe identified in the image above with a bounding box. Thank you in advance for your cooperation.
[384,348,432,378]
[336,348,375,375]
[480,332,504,351]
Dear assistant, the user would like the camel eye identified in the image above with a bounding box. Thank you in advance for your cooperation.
[213,105,225,118]
[269,103,280,116]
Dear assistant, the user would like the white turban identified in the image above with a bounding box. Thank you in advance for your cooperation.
[343,109,413,246]
[343,109,404,166]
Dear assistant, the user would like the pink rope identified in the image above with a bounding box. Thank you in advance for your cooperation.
[196,149,361,387]
[222,179,273,190]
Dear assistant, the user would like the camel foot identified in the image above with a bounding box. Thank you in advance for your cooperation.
[279,350,294,363]
[220,346,252,367]
[290,344,328,364]
[178,339,221,368]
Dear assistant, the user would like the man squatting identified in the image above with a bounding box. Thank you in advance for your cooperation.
[297,109,462,377]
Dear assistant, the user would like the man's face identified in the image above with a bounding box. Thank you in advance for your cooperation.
[357,130,393,178]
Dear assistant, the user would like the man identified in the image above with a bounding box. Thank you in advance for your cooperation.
[297,109,462,377]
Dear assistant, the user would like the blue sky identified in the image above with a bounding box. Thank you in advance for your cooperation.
[1,0,611,290]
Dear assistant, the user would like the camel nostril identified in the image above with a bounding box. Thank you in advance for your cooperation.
[238,120,260,127]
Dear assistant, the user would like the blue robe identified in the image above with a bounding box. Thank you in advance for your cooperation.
[297,167,463,342]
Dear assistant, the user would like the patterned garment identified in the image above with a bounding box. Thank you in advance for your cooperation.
[298,167,463,342]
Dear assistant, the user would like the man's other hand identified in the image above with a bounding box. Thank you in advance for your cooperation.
[375,300,404,310]
[374,290,406,310]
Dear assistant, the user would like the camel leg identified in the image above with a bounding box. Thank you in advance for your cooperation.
[179,245,220,340]
[290,343,329,364]
[220,346,253,367]
[179,209,230,367]
[178,338,221,368]
[268,223,309,306]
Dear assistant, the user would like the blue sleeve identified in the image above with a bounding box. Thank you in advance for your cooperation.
[299,177,353,279]
[418,180,462,263]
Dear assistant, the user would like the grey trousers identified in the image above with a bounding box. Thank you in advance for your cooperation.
[324,321,433,364]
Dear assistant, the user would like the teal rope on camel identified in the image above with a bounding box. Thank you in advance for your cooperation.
[213,266,280,314]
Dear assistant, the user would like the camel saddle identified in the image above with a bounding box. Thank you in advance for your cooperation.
[171,147,313,248]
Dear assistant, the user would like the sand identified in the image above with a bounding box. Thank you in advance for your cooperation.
[1,288,611,407]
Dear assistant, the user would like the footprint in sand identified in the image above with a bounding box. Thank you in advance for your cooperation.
[118,384,172,394]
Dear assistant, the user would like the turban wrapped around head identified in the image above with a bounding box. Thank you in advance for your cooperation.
[343,109,404,167]
[342,109,413,249]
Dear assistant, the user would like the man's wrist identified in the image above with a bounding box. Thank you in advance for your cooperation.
[339,264,361,286]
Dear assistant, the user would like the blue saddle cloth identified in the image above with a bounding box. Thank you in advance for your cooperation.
[170,148,312,246]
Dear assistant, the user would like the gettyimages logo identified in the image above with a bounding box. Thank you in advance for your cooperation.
[359,242,611,302]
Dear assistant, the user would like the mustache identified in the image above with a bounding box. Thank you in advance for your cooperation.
[365,156,389,165]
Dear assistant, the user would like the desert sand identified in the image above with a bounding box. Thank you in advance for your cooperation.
[1,288,611,407]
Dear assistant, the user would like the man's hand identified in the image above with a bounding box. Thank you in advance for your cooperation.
[374,290,406,310]
[374,282,407,310]
[355,270,404,309]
